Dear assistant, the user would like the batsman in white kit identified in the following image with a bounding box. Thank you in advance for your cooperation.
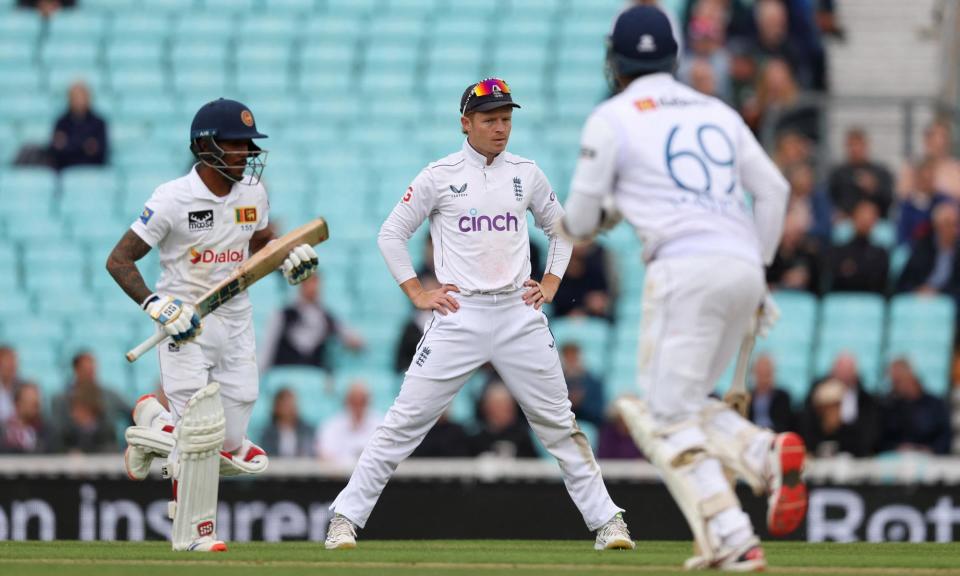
[105,98,318,552]
[561,7,808,571]
[324,79,633,551]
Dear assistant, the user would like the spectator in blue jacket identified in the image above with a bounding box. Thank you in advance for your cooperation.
[879,358,951,455]
[49,82,108,171]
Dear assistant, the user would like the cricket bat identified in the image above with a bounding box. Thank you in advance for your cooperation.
[724,331,756,418]
[125,217,329,363]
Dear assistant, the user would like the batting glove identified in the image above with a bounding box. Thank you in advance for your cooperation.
[281,244,318,285]
[142,294,203,343]
[756,291,781,338]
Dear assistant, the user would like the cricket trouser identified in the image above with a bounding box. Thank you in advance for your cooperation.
[331,291,623,531]
[157,311,259,452]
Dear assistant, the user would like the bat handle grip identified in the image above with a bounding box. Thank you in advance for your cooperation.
[126,331,167,363]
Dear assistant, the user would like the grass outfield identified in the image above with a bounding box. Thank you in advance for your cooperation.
[1,541,959,576]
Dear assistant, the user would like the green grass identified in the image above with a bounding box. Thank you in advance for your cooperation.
[1,541,959,576]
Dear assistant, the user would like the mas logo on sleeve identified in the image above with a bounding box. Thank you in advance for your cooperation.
[188,210,214,231]
[235,206,258,224]
[139,206,154,225]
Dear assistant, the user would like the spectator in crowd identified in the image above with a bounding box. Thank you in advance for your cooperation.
[260,388,315,458]
[678,0,732,101]
[747,354,795,433]
[829,200,889,294]
[315,381,382,466]
[879,358,951,454]
[896,202,960,299]
[897,158,948,246]
[767,205,823,294]
[471,381,537,458]
[745,58,819,142]
[828,128,894,219]
[411,412,472,458]
[561,343,605,427]
[801,378,862,458]
[597,400,644,460]
[803,354,880,457]
[786,161,832,241]
[727,38,759,111]
[749,0,812,86]
[16,0,75,18]
[0,382,47,454]
[772,130,812,170]
[51,352,130,438]
[49,81,108,171]
[260,272,364,372]
[395,273,440,373]
[951,355,960,456]
[899,120,960,200]
[0,345,26,423]
[552,242,613,320]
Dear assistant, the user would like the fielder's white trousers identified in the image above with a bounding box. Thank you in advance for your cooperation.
[331,291,623,531]
[637,255,764,422]
[157,312,258,452]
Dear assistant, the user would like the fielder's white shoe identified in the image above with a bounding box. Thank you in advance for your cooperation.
[683,537,766,572]
[124,394,173,481]
[594,512,635,550]
[325,514,357,550]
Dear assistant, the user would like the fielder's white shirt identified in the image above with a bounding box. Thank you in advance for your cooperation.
[564,73,789,265]
[130,165,270,317]
[379,140,572,293]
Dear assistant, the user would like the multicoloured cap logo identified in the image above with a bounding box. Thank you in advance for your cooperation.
[240,110,254,127]
[472,78,511,98]
[139,206,154,225]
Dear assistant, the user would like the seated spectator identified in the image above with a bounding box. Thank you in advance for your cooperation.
[412,412,472,458]
[17,0,75,18]
[471,381,537,458]
[0,382,47,454]
[749,0,813,87]
[597,400,644,460]
[801,379,863,458]
[772,130,813,170]
[260,388,315,458]
[0,345,27,423]
[767,206,823,294]
[51,352,130,438]
[802,354,880,457]
[395,273,441,373]
[552,242,613,320]
[685,57,721,98]
[747,354,795,433]
[678,0,732,101]
[898,120,960,200]
[785,161,832,241]
[829,200,889,294]
[897,158,948,246]
[745,58,819,142]
[879,358,951,454]
[727,38,759,111]
[561,343,605,427]
[260,272,364,371]
[53,387,118,454]
[896,203,960,299]
[49,81,108,171]
[828,128,894,218]
[315,381,382,466]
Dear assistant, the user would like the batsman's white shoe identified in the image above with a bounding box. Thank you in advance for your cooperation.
[325,514,357,550]
[684,538,766,572]
[594,512,635,550]
[183,536,228,552]
[124,394,174,481]
[767,432,807,537]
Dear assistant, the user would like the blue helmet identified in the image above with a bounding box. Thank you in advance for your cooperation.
[189,98,268,185]
[607,6,679,79]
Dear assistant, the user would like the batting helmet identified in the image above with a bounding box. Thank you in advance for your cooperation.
[189,98,268,185]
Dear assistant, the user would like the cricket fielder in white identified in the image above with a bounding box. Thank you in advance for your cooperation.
[106,98,318,552]
[324,79,633,551]
[561,7,807,571]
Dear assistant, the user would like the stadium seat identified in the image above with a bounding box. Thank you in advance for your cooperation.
[47,11,107,41]
[200,0,255,11]
[2,66,42,93]
[384,0,438,15]
[106,38,165,68]
[59,167,121,216]
[368,16,426,42]
[549,317,611,377]
[172,13,236,41]
[0,10,43,42]
[326,0,381,15]
[303,15,365,43]
[107,12,171,41]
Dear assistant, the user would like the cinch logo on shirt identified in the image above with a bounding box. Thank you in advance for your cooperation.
[458,210,519,233]
[189,247,244,264]
[235,206,258,224]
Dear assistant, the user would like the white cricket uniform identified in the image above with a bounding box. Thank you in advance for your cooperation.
[563,73,789,546]
[330,141,623,531]
[130,165,270,451]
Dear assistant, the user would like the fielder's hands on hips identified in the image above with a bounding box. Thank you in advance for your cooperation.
[756,291,781,337]
[281,243,319,285]
[142,294,202,343]
[523,275,560,310]
[412,284,460,316]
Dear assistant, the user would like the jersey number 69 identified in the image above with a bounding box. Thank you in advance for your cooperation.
[665,123,737,198]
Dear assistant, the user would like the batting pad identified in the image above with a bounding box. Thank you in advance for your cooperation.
[700,400,773,495]
[171,382,226,551]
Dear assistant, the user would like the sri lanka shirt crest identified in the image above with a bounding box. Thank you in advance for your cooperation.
[513,177,523,201]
